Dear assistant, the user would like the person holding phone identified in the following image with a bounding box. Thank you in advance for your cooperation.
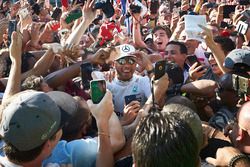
[107,44,153,118]
[165,40,190,83]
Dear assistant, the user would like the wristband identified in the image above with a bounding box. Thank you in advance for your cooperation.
[229,154,249,167]
[98,132,110,138]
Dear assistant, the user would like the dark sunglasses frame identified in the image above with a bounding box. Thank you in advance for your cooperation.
[204,52,213,59]
[116,58,136,65]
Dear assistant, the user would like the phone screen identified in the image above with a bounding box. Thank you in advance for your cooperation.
[8,20,17,46]
[154,60,166,80]
[124,94,142,105]
[65,9,82,24]
[186,55,201,66]
[91,80,106,104]
[80,62,93,90]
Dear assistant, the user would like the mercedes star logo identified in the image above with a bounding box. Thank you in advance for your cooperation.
[122,45,130,52]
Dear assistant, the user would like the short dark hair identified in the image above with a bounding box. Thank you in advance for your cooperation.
[152,25,172,38]
[61,96,92,141]
[167,40,188,54]
[4,142,45,163]
[214,36,235,55]
[132,110,199,167]
[4,132,57,163]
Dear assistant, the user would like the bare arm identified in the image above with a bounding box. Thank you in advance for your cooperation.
[2,32,22,104]
[87,91,125,167]
[199,24,231,74]
[44,61,81,88]
[181,79,217,97]
[132,14,147,48]
[65,0,97,45]
[21,48,56,79]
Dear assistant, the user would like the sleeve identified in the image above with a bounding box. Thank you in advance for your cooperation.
[66,138,98,167]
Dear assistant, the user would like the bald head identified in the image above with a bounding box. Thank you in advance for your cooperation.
[238,101,250,131]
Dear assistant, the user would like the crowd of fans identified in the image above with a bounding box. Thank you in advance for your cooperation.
[0,0,249,166]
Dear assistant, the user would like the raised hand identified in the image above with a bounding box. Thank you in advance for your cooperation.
[82,0,96,23]
[10,31,22,62]
[189,62,207,81]
[87,90,114,125]
[121,101,140,126]
[206,147,242,166]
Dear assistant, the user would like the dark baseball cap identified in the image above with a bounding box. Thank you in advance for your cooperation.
[224,49,250,71]
[0,90,76,151]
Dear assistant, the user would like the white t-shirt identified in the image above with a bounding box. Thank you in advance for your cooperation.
[107,75,151,115]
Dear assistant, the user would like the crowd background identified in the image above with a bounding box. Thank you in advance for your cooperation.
[0,0,249,166]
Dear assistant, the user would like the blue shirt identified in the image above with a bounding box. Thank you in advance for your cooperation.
[43,139,98,167]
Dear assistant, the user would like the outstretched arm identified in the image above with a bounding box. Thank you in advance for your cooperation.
[65,0,97,45]
[132,13,147,48]
[2,31,22,104]
[199,24,231,74]
[87,91,125,167]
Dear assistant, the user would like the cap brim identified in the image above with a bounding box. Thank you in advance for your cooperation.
[115,55,136,61]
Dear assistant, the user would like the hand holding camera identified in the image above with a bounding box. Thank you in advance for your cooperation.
[87,90,114,125]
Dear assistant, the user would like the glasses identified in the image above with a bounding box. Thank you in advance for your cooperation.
[117,58,135,65]
[204,52,213,59]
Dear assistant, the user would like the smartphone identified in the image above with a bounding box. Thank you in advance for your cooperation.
[80,62,93,90]
[124,94,142,105]
[65,8,82,24]
[154,60,166,80]
[51,7,62,20]
[90,79,106,104]
[242,10,250,22]
[223,5,236,18]
[236,21,249,35]
[8,20,17,46]
[232,74,250,95]
[186,55,201,66]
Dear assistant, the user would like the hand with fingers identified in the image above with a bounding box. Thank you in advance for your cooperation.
[171,16,184,39]
[60,12,74,30]
[206,147,243,166]
[198,24,215,47]
[153,73,169,108]
[189,62,207,81]
[62,43,81,61]
[39,21,59,44]
[103,69,116,83]
[133,51,154,72]
[30,22,42,49]
[87,90,114,125]
[91,47,116,65]
[82,0,97,24]
[42,43,63,54]
[121,101,140,126]
[10,31,22,63]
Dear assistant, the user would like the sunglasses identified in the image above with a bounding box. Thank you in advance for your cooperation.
[204,52,213,59]
[117,58,136,65]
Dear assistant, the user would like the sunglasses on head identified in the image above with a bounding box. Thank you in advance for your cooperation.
[204,52,213,59]
[117,58,136,65]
